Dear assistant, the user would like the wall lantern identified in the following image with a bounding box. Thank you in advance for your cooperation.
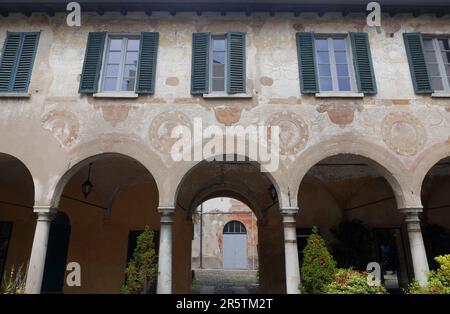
[82,162,94,199]
[268,184,277,202]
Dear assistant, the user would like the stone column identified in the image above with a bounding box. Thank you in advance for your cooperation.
[156,207,175,294]
[25,206,56,294]
[281,207,301,294]
[400,208,429,286]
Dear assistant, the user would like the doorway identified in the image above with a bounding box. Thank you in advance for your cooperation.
[223,221,248,269]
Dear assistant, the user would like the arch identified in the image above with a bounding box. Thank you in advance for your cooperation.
[289,136,412,209]
[223,220,247,234]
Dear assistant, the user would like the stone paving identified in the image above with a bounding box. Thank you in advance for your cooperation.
[191,269,259,294]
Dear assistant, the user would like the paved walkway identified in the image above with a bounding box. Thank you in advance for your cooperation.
[191,269,259,294]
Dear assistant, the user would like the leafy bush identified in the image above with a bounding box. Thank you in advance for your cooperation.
[325,268,388,294]
[1,264,26,294]
[300,227,336,294]
[121,226,158,294]
[406,254,450,294]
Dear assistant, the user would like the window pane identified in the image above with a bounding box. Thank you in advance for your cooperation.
[212,64,225,77]
[427,64,441,76]
[320,78,333,91]
[317,51,330,64]
[108,51,121,63]
[110,39,122,50]
[445,65,450,76]
[213,39,225,51]
[423,39,434,50]
[333,38,346,50]
[439,39,450,51]
[127,39,140,51]
[431,77,444,91]
[103,78,117,91]
[425,51,437,63]
[315,39,328,50]
[334,51,348,64]
[336,64,349,76]
[122,77,136,91]
[123,65,137,78]
[106,64,119,77]
[125,51,139,64]
[338,78,351,91]
[212,78,225,92]
[318,64,331,76]
[442,51,450,64]
[213,52,225,64]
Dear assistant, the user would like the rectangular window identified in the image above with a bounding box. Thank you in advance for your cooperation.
[101,36,140,93]
[210,35,227,92]
[314,36,355,92]
[423,37,450,92]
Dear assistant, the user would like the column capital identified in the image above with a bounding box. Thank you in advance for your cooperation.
[281,207,299,226]
[33,206,57,221]
[281,207,299,216]
[158,207,175,224]
[400,207,423,231]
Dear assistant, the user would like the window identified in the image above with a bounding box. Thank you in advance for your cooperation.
[423,37,450,92]
[210,35,227,92]
[315,36,355,92]
[101,36,140,92]
[223,221,246,234]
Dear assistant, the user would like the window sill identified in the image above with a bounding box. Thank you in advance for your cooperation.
[93,92,139,99]
[202,92,253,99]
[431,92,450,98]
[315,92,364,98]
[0,92,31,98]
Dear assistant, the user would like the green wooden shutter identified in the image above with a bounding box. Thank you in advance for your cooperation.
[0,32,40,93]
[136,32,159,94]
[227,32,246,94]
[191,32,210,94]
[403,33,433,94]
[350,32,377,94]
[296,32,318,93]
[79,32,106,93]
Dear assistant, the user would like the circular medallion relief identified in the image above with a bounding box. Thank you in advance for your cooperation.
[381,112,426,156]
[149,111,192,154]
[266,112,309,155]
[42,110,79,147]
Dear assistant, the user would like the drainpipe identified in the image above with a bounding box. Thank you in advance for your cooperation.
[199,203,203,269]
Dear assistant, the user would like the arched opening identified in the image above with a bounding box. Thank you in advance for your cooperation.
[420,156,450,270]
[223,220,248,269]
[298,154,410,292]
[176,157,285,294]
[0,153,34,292]
[50,153,159,293]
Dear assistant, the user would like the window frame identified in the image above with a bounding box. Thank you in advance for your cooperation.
[423,36,450,92]
[209,34,227,94]
[99,34,140,93]
[314,34,357,93]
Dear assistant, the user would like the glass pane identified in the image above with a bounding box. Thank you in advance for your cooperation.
[439,39,450,51]
[442,51,450,64]
[320,78,333,91]
[318,64,331,76]
[108,51,121,63]
[109,39,122,51]
[213,39,225,51]
[423,39,434,50]
[122,77,135,91]
[317,51,330,64]
[123,65,137,78]
[336,64,349,76]
[212,64,225,77]
[103,78,117,91]
[334,51,348,64]
[431,77,444,91]
[338,78,351,91]
[425,51,437,63]
[212,78,225,92]
[105,64,119,77]
[315,39,328,50]
[333,38,346,50]
[125,51,139,64]
[213,51,225,64]
[446,65,450,76]
[427,64,441,76]
[127,39,140,51]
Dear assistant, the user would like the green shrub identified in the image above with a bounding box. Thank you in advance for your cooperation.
[1,264,27,294]
[325,268,388,294]
[406,254,450,294]
[300,227,336,294]
[121,226,158,294]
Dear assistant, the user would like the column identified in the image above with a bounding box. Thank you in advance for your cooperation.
[400,207,429,286]
[156,207,175,294]
[282,207,301,294]
[25,206,56,294]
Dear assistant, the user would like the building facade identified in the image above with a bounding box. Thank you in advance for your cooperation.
[0,0,449,294]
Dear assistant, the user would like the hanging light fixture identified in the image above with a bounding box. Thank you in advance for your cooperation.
[82,162,94,199]
[268,184,277,201]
